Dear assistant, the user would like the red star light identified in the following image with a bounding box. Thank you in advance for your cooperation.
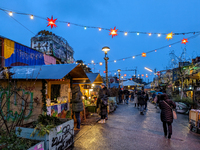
[109,27,118,38]
[47,16,57,29]
[181,38,188,44]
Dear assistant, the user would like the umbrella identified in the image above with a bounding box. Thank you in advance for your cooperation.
[150,90,156,93]
[156,92,163,95]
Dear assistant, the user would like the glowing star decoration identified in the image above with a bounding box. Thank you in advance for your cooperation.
[142,52,146,57]
[181,38,188,44]
[166,32,173,40]
[109,27,118,38]
[47,16,57,29]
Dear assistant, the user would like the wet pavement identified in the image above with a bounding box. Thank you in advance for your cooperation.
[70,102,200,150]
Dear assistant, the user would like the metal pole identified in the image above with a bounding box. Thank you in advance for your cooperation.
[119,72,121,88]
[104,55,109,88]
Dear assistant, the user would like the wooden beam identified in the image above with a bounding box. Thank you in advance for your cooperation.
[73,78,88,80]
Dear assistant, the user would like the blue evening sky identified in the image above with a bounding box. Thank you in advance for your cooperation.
[0,0,200,82]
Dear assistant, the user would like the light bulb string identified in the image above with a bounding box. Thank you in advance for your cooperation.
[1,7,200,35]
[86,33,200,65]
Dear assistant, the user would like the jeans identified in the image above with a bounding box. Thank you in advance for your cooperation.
[119,95,122,103]
[101,115,106,119]
[163,122,172,135]
[75,112,81,129]
[144,102,147,110]
[140,105,144,112]
[126,97,129,104]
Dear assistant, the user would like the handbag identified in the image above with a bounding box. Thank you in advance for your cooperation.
[163,100,177,119]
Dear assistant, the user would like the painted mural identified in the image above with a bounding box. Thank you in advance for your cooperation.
[3,39,56,67]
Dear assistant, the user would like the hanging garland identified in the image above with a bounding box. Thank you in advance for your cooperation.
[41,79,47,112]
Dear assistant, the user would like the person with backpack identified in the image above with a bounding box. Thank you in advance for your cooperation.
[96,83,110,123]
[159,94,176,139]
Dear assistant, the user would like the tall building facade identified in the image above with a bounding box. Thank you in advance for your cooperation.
[31,30,74,64]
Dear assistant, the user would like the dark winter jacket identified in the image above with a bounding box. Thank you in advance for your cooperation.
[97,87,110,116]
[123,89,130,99]
[138,95,145,105]
[159,99,176,123]
[71,86,83,112]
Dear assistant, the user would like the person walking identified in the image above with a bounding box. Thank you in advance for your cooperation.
[71,86,84,130]
[159,94,176,139]
[123,87,130,104]
[96,83,110,123]
[134,91,139,108]
[118,88,122,103]
[144,92,149,111]
[138,91,146,115]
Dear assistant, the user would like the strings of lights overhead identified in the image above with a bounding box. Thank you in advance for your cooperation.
[1,7,200,39]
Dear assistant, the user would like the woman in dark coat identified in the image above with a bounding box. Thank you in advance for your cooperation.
[71,86,84,130]
[96,83,110,123]
[138,91,145,115]
[159,94,176,139]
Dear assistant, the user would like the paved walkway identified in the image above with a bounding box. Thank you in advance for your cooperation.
[70,102,200,150]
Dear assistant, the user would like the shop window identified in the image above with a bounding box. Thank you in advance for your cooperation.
[51,84,61,102]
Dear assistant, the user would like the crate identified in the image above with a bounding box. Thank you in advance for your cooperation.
[189,110,200,127]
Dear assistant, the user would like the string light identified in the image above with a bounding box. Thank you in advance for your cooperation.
[9,11,13,16]
[114,60,117,63]
[67,23,70,27]
[47,16,57,29]
[109,27,118,38]
[99,62,103,66]
[124,32,128,36]
[181,38,188,44]
[132,56,135,59]
[142,52,146,57]
[166,32,173,40]
[30,15,34,19]
[155,50,157,52]
[1,8,200,37]
[91,60,94,63]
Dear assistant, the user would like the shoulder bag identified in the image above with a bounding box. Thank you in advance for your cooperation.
[163,100,177,120]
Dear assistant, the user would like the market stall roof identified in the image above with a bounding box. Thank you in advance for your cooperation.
[144,84,151,89]
[86,73,103,83]
[120,80,141,86]
[9,64,88,79]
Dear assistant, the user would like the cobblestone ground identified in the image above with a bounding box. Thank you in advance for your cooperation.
[70,102,200,150]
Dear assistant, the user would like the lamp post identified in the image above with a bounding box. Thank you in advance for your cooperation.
[117,69,121,88]
[102,46,110,88]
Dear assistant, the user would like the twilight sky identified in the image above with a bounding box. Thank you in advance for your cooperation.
[0,0,200,82]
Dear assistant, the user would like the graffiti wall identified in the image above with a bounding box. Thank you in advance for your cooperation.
[0,80,43,123]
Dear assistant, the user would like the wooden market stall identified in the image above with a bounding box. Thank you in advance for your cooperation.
[0,64,88,124]
[73,73,103,116]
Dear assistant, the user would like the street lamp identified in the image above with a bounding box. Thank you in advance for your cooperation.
[117,69,121,88]
[102,46,110,88]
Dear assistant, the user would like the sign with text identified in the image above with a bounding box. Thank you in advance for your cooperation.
[49,120,74,150]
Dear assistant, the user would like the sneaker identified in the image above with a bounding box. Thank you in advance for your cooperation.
[140,112,144,115]
[103,119,105,123]
[98,120,103,123]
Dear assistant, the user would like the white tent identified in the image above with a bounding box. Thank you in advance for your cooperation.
[120,80,140,86]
